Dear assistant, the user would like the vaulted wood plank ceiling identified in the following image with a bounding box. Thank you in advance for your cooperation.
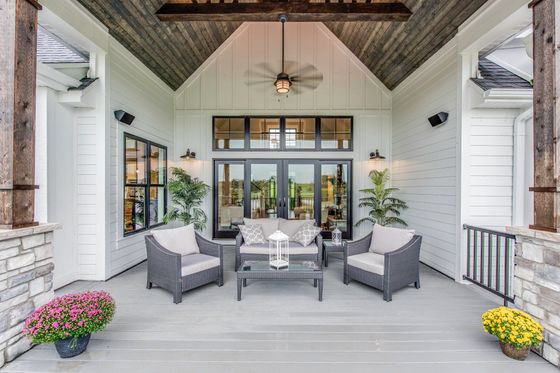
[76,0,488,91]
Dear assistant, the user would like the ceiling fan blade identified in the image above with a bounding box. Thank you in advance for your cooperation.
[290,86,301,95]
[254,62,279,78]
[298,63,320,77]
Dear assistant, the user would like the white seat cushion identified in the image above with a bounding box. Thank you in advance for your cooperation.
[369,224,415,255]
[240,242,318,255]
[278,218,315,239]
[181,254,220,277]
[348,252,385,276]
[243,218,279,238]
[151,224,199,256]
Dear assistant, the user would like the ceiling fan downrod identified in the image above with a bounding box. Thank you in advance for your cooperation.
[275,14,291,94]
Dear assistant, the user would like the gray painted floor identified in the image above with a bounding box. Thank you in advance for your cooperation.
[2,249,557,373]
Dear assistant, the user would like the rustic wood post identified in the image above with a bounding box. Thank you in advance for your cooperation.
[0,0,41,229]
[529,0,560,232]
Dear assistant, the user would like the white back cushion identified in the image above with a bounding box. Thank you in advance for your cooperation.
[152,224,199,256]
[278,218,315,240]
[243,218,279,238]
[369,224,415,255]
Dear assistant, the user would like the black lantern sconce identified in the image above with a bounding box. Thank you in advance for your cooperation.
[180,148,196,160]
[369,149,386,160]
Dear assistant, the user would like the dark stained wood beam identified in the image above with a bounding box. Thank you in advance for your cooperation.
[529,0,560,232]
[0,0,41,229]
[156,1,412,22]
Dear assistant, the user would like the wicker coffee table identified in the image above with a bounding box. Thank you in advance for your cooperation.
[237,260,323,301]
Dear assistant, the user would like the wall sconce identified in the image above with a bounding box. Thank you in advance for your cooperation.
[428,112,449,127]
[114,110,135,125]
[369,149,386,160]
[180,149,196,160]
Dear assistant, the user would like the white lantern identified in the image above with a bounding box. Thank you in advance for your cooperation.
[268,230,290,269]
[332,225,342,245]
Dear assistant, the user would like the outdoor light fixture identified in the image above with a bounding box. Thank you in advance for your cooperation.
[369,149,386,160]
[180,148,196,160]
[275,73,292,94]
[114,110,135,125]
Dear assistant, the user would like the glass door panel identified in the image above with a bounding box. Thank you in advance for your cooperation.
[250,162,280,219]
[320,162,350,236]
[286,163,315,220]
[216,163,245,236]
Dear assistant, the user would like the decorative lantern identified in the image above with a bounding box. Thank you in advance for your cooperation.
[268,230,290,269]
[332,225,342,245]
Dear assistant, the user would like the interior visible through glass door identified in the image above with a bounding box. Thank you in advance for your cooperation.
[216,163,245,235]
[320,163,349,233]
[286,163,315,220]
[250,163,279,219]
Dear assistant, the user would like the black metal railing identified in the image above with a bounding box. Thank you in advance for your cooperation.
[463,224,516,306]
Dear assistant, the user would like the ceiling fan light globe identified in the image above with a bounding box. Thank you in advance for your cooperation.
[275,78,291,94]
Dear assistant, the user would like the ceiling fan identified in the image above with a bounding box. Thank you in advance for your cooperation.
[246,15,323,95]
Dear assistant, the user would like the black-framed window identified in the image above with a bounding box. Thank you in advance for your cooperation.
[124,133,167,236]
[212,116,353,151]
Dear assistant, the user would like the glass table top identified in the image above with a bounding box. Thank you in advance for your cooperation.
[240,260,321,272]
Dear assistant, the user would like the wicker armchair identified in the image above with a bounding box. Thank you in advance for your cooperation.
[344,232,422,302]
[145,233,223,304]
[235,232,322,271]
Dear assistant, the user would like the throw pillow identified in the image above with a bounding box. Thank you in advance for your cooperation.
[369,224,415,255]
[239,224,267,245]
[243,218,279,239]
[278,218,315,240]
[151,224,199,256]
[292,224,321,247]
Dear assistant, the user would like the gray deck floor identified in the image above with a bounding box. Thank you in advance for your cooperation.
[2,249,557,373]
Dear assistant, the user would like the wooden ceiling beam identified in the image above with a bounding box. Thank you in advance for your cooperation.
[156,1,412,22]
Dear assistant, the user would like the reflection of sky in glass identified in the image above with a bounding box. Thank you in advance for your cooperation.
[289,164,315,184]
[322,164,348,182]
[218,164,244,180]
[251,164,277,180]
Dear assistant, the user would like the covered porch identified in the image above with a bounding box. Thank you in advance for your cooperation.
[2,253,557,373]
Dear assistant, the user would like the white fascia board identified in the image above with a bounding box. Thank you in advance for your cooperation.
[58,79,99,108]
[468,80,533,109]
[37,62,81,91]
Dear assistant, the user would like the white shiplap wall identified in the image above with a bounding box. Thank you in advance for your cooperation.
[108,40,175,278]
[392,43,459,278]
[174,22,393,240]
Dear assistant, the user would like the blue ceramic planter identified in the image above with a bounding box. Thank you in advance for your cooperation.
[54,334,91,358]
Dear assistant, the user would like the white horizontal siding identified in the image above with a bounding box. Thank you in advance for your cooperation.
[108,39,174,278]
[392,49,458,278]
[465,109,518,231]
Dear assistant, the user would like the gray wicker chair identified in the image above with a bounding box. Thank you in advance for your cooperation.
[235,232,322,271]
[145,233,223,304]
[344,232,422,302]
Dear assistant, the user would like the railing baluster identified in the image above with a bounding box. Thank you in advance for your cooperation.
[473,230,478,281]
[496,235,501,293]
[504,238,511,306]
[466,228,471,278]
[487,233,493,289]
[480,232,485,284]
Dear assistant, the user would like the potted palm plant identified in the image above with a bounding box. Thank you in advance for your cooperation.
[356,168,408,227]
[163,167,210,230]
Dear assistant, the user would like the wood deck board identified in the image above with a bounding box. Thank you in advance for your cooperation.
[2,249,556,373]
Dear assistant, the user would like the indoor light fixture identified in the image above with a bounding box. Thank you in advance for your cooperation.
[369,149,386,160]
[180,148,196,160]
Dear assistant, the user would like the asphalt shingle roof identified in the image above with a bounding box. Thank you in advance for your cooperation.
[471,58,532,91]
[37,28,88,64]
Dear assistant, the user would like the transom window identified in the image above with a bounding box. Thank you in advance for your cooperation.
[124,133,167,236]
[213,116,352,151]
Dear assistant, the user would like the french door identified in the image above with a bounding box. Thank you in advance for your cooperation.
[214,159,352,239]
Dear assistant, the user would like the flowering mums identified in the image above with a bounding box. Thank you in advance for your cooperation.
[23,291,115,344]
[482,307,543,349]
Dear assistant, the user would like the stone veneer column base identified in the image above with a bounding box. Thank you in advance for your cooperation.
[0,223,60,368]
[507,226,560,368]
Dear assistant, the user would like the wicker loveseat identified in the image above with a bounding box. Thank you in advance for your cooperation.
[344,229,422,302]
[235,218,322,270]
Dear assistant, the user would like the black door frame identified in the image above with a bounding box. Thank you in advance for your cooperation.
[213,159,353,239]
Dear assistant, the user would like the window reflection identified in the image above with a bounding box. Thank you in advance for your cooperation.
[321,164,348,232]
[217,163,245,232]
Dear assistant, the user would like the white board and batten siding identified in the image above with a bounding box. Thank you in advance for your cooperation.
[391,41,460,279]
[108,40,175,278]
[174,22,392,240]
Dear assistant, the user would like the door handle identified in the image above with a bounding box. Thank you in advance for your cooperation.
[283,197,287,208]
